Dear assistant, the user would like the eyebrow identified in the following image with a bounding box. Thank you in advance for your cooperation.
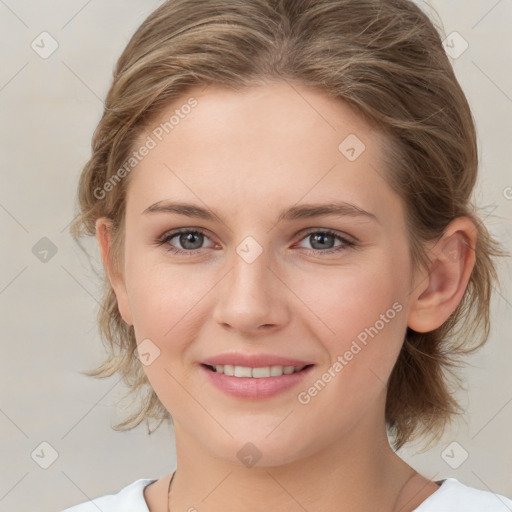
[142,200,379,224]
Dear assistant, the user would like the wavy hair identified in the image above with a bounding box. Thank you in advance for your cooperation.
[70,0,507,450]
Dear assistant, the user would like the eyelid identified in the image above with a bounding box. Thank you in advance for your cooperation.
[298,227,357,244]
[293,228,357,255]
[156,227,358,255]
[157,228,215,249]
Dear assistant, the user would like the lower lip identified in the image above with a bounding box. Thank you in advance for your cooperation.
[200,364,315,399]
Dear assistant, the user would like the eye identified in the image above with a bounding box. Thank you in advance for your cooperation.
[296,229,356,254]
[155,228,357,256]
[156,229,215,255]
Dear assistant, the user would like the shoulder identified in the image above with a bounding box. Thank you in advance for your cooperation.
[60,478,157,512]
[414,478,512,512]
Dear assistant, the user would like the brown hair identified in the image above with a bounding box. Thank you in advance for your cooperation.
[70,0,507,450]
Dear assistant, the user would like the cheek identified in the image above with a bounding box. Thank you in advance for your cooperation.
[124,257,210,414]
[291,252,410,377]
[302,263,406,334]
[290,263,409,430]
[128,264,203,340]
[124,244,219,370]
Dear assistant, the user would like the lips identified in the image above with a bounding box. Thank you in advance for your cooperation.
[206,364,307,378]
[201,353,313,368]
[199,353,315,399]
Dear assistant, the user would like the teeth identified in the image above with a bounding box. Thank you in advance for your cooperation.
[234,366,252,378]
[253,367,271,378]
[211,364,305,378]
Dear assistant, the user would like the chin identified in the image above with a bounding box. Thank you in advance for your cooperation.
[205,431,315,469]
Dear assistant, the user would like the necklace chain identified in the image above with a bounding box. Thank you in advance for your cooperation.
[167,471,176,512]
[165,470,423,512]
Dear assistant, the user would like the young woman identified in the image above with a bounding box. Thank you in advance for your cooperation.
[63,0,511,511]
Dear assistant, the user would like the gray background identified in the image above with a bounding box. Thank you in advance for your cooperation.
[0,1,511,511]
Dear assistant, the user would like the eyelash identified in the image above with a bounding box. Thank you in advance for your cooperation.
[155,228,357,256]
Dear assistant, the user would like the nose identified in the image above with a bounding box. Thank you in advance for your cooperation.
[212,245,290,335]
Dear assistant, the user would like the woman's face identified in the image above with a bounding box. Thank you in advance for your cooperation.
[112,81,419,465]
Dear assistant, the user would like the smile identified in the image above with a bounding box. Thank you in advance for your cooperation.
[206,364,308,378]
[200,362,315,399]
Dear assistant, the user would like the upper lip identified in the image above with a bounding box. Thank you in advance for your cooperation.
[201,353,314,368]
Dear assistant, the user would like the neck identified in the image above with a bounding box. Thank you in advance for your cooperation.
[168,403,423,512]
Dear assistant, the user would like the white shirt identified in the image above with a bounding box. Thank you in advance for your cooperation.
[61,477,512,511]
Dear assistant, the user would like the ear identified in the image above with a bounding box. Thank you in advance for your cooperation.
[407,217,477,333]
[95,217,133,326]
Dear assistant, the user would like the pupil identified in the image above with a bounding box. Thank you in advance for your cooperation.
[181,232,203,249]
[311,233,334,250]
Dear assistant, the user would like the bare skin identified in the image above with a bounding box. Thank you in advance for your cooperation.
[97,81,476,512]
[144,470,441,512]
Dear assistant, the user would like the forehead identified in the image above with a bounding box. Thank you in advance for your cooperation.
[125,81,400,224]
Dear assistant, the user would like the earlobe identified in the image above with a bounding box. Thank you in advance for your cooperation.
[407,217,477,333]
[95,217,133,326]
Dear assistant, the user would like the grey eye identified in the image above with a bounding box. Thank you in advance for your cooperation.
[176,231,205,250]
[308,232,336,250]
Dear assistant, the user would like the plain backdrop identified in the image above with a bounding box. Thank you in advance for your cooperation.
[0,1,511,511]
